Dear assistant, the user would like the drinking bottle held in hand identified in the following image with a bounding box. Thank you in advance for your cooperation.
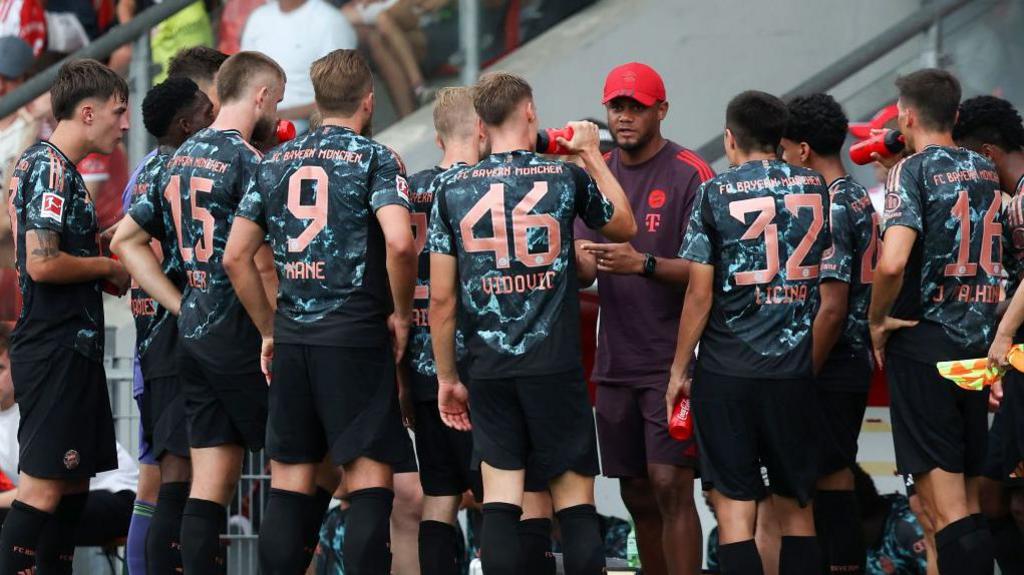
[536,125,575,155]
[849,129,905,165]
[669,398,693,441]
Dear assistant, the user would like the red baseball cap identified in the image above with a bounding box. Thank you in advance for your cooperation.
[602,62,666,106]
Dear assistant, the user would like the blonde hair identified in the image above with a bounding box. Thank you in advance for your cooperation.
[433,86,478,142]
[311,49,373,117]
[216,51,286,104]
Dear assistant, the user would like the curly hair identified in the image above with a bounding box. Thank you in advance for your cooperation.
[783,93,848,157]
[142,77,201,139]
[953,95,1024,153]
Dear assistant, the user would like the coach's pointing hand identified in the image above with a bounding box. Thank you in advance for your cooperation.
[438,379,471,431]
[582,242,643,275]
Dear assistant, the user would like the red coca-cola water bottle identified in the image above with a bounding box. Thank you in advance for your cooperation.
[102,253,121,295]
[536,125,575,155]
[849,129,905,165]
[669,398,693,441]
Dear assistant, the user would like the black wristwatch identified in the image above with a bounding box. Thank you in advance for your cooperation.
[641,253,657,277]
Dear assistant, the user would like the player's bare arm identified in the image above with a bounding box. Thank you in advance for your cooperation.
[255,244,278,312]
[111,216,183,315]
[812,281,850,374]
[561,121,637,242]
[989,276,1024,369]
[377,203,418,363]
[25,228,128,288]
[868,225,918,367]
[224,217,276,375]
[429,252,470,432]
[666,261,713,422]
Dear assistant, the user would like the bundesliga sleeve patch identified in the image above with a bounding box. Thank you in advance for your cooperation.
[41,192,65,223]
[397,176,410,203]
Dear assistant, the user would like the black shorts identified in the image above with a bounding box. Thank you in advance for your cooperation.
[414,400,481,499]
[815,355,870,475]
[985,370,1024,484]
[887,353,988,477]
[140,376,190,460]
[11,351,117,479]
[468,367,599,488]
[691,365,819,505]
[179,349,267,451]
[595,381,698,479]
[267,344,413,467]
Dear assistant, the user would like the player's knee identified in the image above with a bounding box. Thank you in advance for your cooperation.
[160,455,192,483]
[619,478,657,514]
[648,467,696,511]
[1008,490,1024,525]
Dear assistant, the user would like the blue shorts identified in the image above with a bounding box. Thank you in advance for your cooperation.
[134,358,158,466]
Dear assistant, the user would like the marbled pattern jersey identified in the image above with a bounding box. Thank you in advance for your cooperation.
[126,148,185,379]
[821,175,879,362]
[427,150,614,378]
[680,159,831,379]
[237,125,409,347]
[405,164,467,397]
[165,128,262,373]
[8,141,104,362]
[882,146,1004,363]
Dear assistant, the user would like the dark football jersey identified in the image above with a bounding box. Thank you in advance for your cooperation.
[164,128,262,373]
[820,176,879,363]
[680,159,831,379]
[7,141,104,362]
[427,150,615,378]
[126,148,185,379]
[882,146,1003,363]
[236,125,410,347]
[406,165,468,399]
[1001,176,1024,287]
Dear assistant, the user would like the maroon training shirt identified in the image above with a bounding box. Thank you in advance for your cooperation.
[575,140,713,387]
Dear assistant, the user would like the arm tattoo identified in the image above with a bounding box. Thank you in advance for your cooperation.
[28,229,60,261]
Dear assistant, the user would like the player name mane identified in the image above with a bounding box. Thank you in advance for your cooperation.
[719,174,824,193]
[169,155,229,173]
[270,149,364,163]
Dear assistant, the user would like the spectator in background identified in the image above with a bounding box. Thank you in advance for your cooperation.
[0,323,138,547]
[241,0,356,132]
[218,0,265,55]
[0,0,46,56]
[109,0,215,80]
[344,0,446,118]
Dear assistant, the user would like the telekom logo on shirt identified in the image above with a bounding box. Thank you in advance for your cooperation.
[645,189,665,232]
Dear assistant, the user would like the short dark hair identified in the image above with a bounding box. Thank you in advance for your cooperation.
[895,68,961,132]
[726,90,788,153]
[143,77,201,139]
[0,322,9,356]
[473,72,533,126]
[167,46,228,86]
[784,93,848,157]
[311,49,372,117]
[216,51,286,105]
[953,95,1024,153]
[51,59,128,121]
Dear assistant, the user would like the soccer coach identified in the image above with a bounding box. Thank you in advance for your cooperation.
[577,62,713,575]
